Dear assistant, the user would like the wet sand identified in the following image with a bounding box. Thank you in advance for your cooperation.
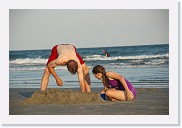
[9,88,169,115]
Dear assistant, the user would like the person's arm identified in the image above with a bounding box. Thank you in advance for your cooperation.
[104,86,108,91]
[77,66,85,92]
[102,81,109,91]
[47,60,63,86]
[106,71,132,100]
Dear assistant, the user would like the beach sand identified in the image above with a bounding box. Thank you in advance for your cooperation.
[9,88,169,115]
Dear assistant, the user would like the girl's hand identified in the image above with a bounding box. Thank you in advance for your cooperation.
[126,90,133,100]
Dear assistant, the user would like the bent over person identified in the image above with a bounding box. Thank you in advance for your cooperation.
[40,44,91,92]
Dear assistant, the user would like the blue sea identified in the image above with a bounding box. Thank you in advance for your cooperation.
[9,44,169,89]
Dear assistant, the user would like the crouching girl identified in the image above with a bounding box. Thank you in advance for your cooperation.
[92,65,136,101]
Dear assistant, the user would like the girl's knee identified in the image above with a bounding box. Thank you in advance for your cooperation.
[105,90,112,96]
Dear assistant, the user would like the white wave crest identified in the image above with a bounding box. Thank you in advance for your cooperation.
[84,54,169,61]
[10,66,67,71]
[10,58,48,65]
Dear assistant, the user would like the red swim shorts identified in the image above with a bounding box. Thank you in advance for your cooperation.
[46,44,85,65]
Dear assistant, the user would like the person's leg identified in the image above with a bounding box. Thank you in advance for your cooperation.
[41,45,58,91]
[40,66,51,91]
[106,89,134,101]
[81,63,91,93]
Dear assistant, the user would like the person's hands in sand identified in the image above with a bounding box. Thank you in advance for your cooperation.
[56,78,63,86]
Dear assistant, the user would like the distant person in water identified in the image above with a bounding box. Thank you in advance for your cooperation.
[40,44,91,93]
[102,49,110,57]
[92,65,136,101]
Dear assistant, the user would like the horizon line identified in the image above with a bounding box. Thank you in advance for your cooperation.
[10,43,168,51]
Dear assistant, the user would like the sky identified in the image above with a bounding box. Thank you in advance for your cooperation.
[9,9,169,50]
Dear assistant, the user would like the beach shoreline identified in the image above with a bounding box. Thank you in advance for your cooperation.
[9,87,169,115]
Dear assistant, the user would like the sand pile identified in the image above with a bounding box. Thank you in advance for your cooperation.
[19,88,104,105]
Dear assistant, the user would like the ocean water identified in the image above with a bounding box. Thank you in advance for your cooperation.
[9,44,169,89]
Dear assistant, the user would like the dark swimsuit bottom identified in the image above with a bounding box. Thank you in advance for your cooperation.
[47,44,84,65]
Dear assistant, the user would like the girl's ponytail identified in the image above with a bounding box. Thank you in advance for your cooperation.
[101,67,109,88]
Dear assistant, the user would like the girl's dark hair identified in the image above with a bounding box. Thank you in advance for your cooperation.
[92,65,109,87]
[66,60,78,74]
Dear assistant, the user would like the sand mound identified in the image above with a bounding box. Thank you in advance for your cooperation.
[19,88,104,105]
